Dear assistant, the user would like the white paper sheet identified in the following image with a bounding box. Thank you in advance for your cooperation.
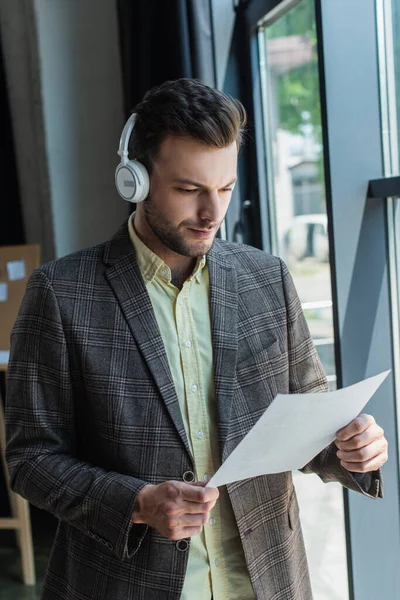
[6,259,26,281]
[206,370,390,488]
[0,282,7,302]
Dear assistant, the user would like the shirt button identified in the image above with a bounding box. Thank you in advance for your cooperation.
[209,517,216,526]
[178,298,183,305]
[185,340,191,348]
[203,474,210,482]
[161,268,168,276]
[215,558,220,567]
[145,274,151,280]
[191,384,198,392]
[197,431,204,439]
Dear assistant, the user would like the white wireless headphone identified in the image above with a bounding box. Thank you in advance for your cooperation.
[115,113,150,203]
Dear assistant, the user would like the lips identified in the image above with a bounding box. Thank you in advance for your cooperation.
[189,228,213,237]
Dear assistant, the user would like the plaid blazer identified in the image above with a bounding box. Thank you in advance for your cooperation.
[5,222,381,600]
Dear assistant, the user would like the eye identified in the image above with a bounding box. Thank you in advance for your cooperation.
[177,188,198,194]
[221,188,233,192]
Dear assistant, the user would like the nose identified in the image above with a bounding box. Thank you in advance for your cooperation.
[198,190,221,225]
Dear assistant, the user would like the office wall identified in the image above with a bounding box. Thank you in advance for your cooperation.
[1,0,128,262]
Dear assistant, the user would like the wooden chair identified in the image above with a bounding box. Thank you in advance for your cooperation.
[0,363,36,585]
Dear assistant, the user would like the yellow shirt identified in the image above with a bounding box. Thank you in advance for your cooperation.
[128,215,255,600]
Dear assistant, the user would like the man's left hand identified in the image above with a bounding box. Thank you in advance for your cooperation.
[334,414,388,473]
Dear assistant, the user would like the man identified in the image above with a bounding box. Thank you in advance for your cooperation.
[6,78,387,600]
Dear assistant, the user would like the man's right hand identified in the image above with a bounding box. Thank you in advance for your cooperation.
[131,481,219,540]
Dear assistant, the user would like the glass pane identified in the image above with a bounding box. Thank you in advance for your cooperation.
[393,0,400,274]
[258,1,348,598]
[383,0,400,477]
[394,0,400,158]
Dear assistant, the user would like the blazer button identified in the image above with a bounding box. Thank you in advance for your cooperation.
[182,471,195,483]
[176,539,189,552]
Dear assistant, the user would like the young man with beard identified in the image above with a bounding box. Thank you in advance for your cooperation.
[5,78,387,600]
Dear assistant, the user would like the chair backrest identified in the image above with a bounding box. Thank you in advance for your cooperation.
[0,245,41,367]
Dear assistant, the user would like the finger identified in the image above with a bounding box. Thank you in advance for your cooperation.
[337,440,385,463]
[335,426,384,451]
[182,484,219,503]
[340,451,388,473]
[336,414,375,441]
[165,513,209,532]
[179,512,210,527]
[165,526,203,541]
[181,499,217,515]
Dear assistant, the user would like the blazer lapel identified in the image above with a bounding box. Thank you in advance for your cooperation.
[103,223,192,459]
[208,242,238,461]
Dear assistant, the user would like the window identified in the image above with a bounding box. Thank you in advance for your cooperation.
[378,0,400,464]
[257,1,348,597]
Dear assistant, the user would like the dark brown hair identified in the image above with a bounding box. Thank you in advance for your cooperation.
[129,78,247,171]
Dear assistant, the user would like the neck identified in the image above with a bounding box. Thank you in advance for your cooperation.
[170,267,191,290]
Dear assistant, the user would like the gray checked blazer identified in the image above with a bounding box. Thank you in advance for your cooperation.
[5,221,382,600]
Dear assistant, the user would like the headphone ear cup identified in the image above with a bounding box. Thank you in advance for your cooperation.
[115,159,149,203]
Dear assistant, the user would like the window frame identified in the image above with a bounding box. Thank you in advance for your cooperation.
[245,0,400,598]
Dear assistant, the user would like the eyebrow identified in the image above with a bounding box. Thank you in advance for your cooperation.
[173,177,237,188]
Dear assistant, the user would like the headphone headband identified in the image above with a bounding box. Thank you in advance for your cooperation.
[117,113,137,165]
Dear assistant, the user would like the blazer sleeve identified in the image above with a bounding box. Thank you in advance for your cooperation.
[5,268,149,560]
[280,259,383,500]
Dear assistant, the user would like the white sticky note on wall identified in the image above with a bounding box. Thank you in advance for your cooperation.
[0,350,10,364]
[0,282,8,302]
[7,260,26,281]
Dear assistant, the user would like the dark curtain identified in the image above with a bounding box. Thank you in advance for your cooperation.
[0,35,25,518]
[222,2,261,249]
[116,0,215,115]
[0,36,25,247]
[116,0,259,248]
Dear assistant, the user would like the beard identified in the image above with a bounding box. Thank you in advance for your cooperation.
[142,197,219,257]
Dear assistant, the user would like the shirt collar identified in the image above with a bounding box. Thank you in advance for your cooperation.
[192,255,206,283]
[128,213,206,285]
